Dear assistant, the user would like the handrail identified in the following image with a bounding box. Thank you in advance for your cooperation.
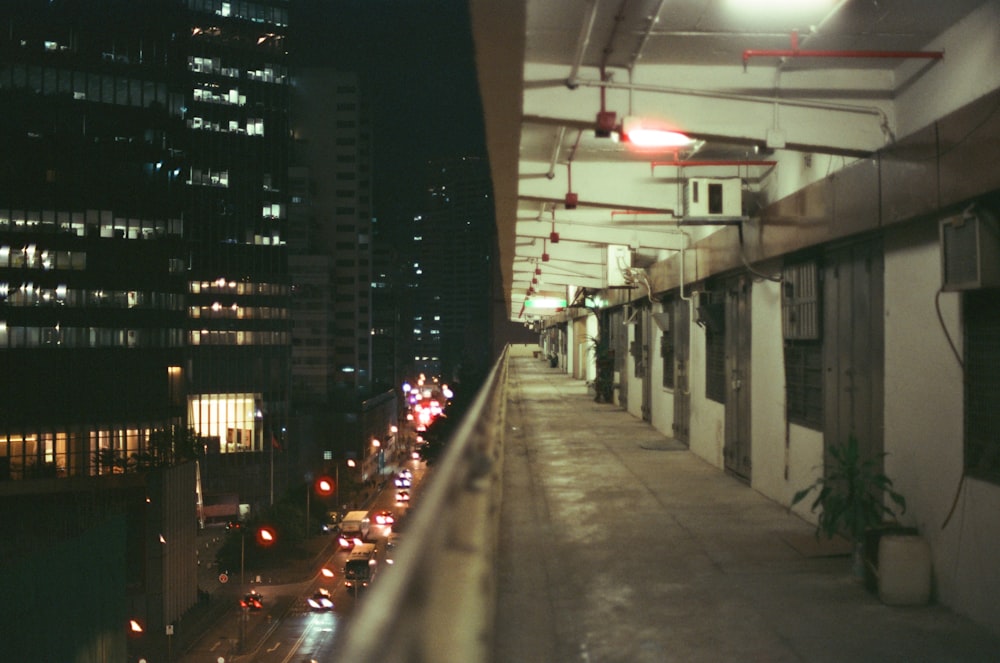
[333,346,510,662]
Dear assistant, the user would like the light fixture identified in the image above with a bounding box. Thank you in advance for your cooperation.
[621,116,694,149]
[595,110,617,138]
[564,163,577,209]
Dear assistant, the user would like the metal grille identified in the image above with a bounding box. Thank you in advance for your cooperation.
[661,331,675,389]
[782,261,820,339]
[965,289,1000,484]
[785,340,823,429]
[632,310,645,378]
[705,327,726,404]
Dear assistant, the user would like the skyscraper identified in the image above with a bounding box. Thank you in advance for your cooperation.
[410,156,494,384]
[0,1,293,654]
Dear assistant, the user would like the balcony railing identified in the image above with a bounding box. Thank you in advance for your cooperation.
[334,346,510,663]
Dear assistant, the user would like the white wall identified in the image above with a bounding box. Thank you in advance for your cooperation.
[895,2,1000,139]
[650,301,675,439]
[686,309,725,469]
[748,279,792,503]
[883,220,1000,633]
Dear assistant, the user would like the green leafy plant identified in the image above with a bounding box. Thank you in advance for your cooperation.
[585,334,614,402]
[792,433,907,543]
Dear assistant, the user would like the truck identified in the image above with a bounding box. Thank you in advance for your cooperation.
[337,510,371,549]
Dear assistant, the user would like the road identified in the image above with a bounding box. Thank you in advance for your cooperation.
[176,457,426,663]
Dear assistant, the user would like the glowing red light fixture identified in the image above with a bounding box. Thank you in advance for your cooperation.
[256,525,277,546]
[621,116,693,149]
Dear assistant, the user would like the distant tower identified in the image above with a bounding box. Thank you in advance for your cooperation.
[412,156,494,383]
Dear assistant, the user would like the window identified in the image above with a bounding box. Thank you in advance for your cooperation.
[631,310,645,378]
[660,328,674,389]
[964,289,1000,484]
[699,290,726,403]
[785,341,823,429]
[782,261,823,428]
[705,327,725,404]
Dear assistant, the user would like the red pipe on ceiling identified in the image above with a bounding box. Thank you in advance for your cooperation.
[743,30,943,68]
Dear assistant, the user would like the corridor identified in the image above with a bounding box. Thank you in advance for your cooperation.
[494,347,1000,663]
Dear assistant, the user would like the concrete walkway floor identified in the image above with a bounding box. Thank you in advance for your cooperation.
[494,354,1000,663]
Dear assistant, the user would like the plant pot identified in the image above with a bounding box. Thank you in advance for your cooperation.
[863,524,919,593]
[878,533,932,606]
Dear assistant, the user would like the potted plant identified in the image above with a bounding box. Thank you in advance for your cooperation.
[586,334,614,403]
[791,432,907,578]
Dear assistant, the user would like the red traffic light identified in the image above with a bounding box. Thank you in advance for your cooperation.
[314,476,335,496]
[256,525,277,546]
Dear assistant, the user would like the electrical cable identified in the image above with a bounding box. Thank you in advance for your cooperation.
[737,222,782,283]
[935,285,967,530]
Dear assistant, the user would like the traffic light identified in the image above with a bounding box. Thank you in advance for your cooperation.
[314,476,335,496]
[256,525,277,546]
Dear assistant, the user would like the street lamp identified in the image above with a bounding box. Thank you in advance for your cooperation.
[310,475,334,536]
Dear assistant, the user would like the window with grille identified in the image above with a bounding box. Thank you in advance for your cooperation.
[783,262,820,339]
[661,330,674,389]
[964,288,1000,484]
[632,309,645,378]
[785,341,823,428]
[782,261,823,428]
[705,327,725,403]
[699,291,726,403]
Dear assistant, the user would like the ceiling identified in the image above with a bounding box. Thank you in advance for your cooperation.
[468,0,991,321]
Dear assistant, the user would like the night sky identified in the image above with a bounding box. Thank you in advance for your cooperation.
[291,0,488,206]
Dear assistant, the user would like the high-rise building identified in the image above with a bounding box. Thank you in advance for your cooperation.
[0,1,293,655]
[0,0,292,493]
[287,69,400,486]
[288,70,373,404]
[410,156,494,384]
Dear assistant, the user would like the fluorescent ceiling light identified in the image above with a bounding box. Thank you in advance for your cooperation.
[621,116,694,149]
[525,298,567,309]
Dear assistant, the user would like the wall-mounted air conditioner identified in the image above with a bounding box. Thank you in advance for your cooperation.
[684,178,742,218]
[607,244,632,287]
[940,206,1000,291]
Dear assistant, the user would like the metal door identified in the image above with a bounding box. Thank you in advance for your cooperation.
[823,241,884,464]
[672,297,691,444]
[724,276,752,480]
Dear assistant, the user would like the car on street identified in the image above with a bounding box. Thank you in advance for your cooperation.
[240,590,263,610]
[307,588,334,611]
[373,509,395,526]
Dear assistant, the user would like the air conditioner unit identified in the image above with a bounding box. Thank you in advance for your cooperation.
[684,178,742,218]
[607,245,632,287]
[940,206,1000,291]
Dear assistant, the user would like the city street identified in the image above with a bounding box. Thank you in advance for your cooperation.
[174,456,427,663]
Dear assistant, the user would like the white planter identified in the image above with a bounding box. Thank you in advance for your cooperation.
[878,534,932,606]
